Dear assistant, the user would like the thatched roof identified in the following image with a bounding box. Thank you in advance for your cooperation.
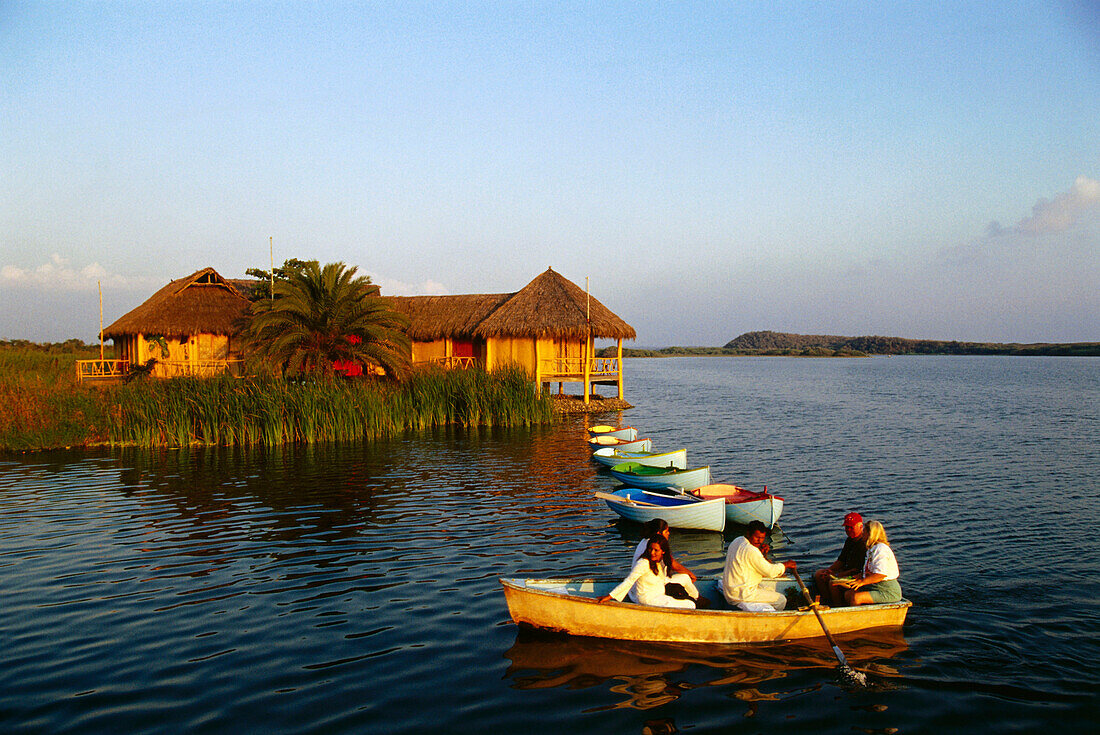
[387,268,636,341]
[387,293,513,341]
[103,267,251,339]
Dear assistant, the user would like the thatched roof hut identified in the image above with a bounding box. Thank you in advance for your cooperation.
[103,267,251,339]
[387,268,636,341]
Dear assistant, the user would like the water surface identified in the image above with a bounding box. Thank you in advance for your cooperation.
[1,356,1097,733]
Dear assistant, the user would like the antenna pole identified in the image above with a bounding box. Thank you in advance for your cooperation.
[98,280,104,361]
[269,236,275,301]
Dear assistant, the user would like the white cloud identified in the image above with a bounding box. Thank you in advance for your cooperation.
[0,254,157,292]
[1010,175,1100,235]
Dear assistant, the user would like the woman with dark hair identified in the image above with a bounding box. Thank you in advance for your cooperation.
[597,535,697,609]
[629,518,699,604]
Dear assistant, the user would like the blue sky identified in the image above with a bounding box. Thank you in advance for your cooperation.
[2,1,1098,345]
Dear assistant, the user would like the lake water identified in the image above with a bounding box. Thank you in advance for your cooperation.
[1,356,1097,734]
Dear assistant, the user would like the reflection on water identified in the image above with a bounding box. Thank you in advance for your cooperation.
[504,627,908,710]
[1,356,1097,734]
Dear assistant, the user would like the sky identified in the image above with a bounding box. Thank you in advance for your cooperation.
[2,1,1098,346]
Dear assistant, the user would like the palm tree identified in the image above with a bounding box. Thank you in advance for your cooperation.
[243,261,411,379]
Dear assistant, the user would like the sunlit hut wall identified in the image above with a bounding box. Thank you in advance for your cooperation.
[102,267,253,378]
[388,268,636,402]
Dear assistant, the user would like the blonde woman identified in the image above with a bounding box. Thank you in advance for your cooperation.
[840,520,902,606]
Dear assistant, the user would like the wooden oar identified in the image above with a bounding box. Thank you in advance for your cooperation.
[790,568,867,686]
[593,491,661,507]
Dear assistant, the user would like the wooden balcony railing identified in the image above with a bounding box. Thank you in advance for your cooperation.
[420,356,478,369]
[156,359,244,378]
[76,359,131,382]
[539,357,620,379]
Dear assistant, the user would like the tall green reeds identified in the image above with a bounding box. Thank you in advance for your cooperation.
[103,366,553,448]
[0,344,108,450]
[1,342,554,450]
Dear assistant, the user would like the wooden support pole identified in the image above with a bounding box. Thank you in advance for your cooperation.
[98,281,104,361]
[534,338,541,395]
[617,339,624,400]
[583,337,591,404]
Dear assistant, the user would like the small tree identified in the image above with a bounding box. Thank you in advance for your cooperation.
[243,260,411,379]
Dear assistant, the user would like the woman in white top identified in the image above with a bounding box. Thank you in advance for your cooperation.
[839,520,902,606]
[628,519,699,604]
[597,535,696,609]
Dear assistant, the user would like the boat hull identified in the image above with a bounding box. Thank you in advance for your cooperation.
[600,488,726,531]
[609,462,712,491]
[501,578,911,644]
[592,448,688,470]
[589,437,653,452]
[587,426,638,441]
[725,496,784,528]
[693,484,785,528]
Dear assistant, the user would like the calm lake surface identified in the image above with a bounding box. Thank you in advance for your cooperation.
[1,356,1097,734]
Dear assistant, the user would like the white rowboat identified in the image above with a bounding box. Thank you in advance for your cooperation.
[592,447,688,470]
[596,487,726,531]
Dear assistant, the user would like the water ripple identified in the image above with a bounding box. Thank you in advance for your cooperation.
[1,357,1097,733]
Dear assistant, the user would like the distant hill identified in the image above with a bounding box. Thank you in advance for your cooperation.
[723,331,1100,356]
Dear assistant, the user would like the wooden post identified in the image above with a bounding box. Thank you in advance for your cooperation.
[98,281,104,362]
[617,339,624,400]
[583,337,591,403]
[485,339,493,373]
[534,338,541,396]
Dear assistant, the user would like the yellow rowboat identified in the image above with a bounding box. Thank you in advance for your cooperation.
[500,577,911,644]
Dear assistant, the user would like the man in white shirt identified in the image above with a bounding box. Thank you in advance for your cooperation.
[722,521,797,611]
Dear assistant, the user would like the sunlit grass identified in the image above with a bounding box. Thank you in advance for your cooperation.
[0,344,553,450]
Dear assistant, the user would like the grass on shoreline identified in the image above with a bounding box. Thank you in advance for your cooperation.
[0,344,553,451]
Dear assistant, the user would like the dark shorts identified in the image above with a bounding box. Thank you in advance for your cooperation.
[864,579,902,603]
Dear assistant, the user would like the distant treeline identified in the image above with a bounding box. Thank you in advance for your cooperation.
[725,331,1100,356]
[1,338,96,352]
[598,331,1100,358]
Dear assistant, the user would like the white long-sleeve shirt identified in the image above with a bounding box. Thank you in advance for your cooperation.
[722,535,786,603]
[863,542,900,581]
[609,557,675,606]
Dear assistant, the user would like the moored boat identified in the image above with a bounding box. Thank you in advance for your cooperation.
[500,577,911,644]
[592,447,688,470]
[588,436,653,452]
[596,487,726,531]
[691,484,785,528]
[609,461,712,491]
[587,425,638,441]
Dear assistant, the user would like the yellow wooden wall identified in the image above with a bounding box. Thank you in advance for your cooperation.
[487,336,537,372]
[411,339,449,363]
[114,332,234,377]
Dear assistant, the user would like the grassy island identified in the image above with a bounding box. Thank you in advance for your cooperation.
[600,331,1100,358]
[1,341,552,452]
